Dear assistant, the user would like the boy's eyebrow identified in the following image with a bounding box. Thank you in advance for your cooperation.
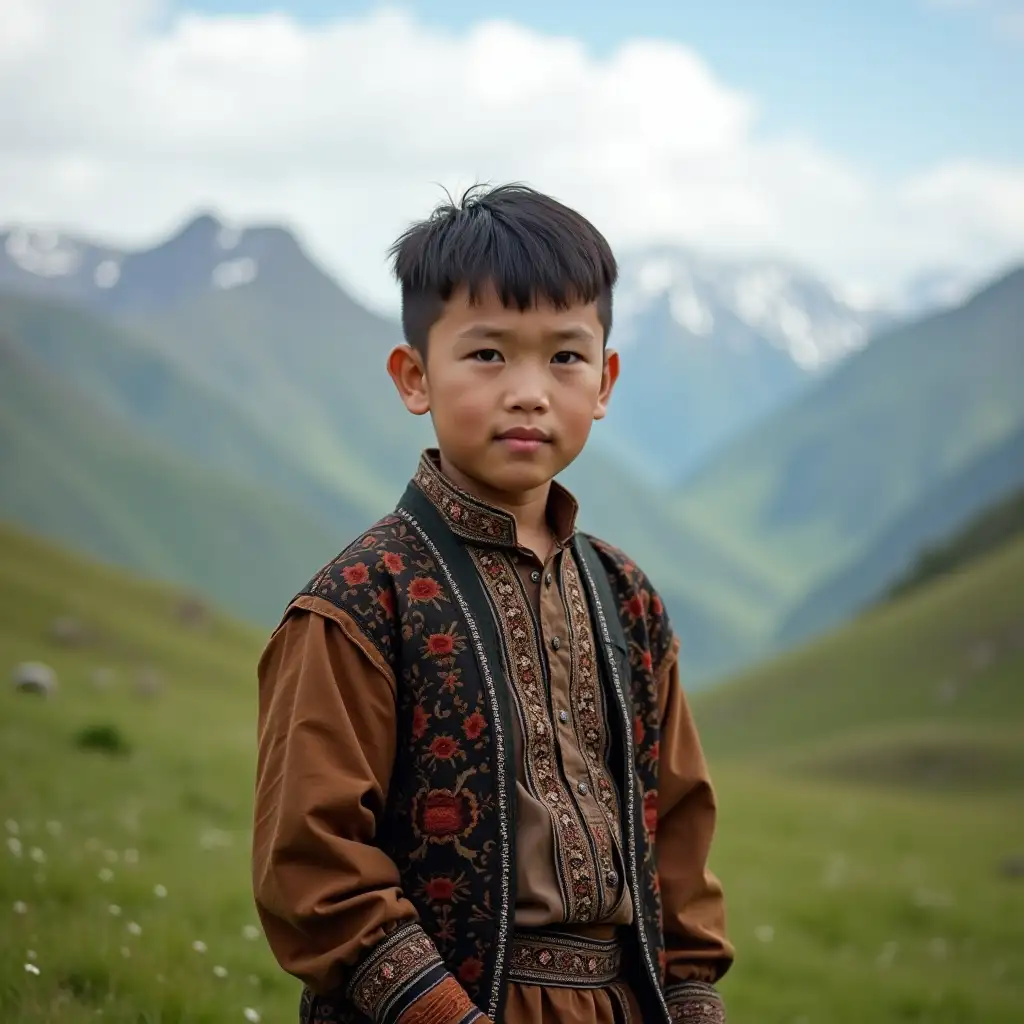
[457,324,597,343]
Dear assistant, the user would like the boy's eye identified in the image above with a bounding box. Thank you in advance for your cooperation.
[471,349,504,363]
[552,351,582,365]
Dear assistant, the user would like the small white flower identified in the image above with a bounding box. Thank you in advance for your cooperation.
[24,963,41,976]
[98,868,114,882]
[153,883,167,898]
[26,950,37,961]
[108,904,122,916]
[192,940,207,954]
[29,847,46,864]
[13,900,28,914]
[247,975,261,987]
[124,848,139,865]
[242,925,260,941]
[754,925,775,943]
[103,849,119,864]
[120,946,131,958]
[45,821,62,837]
[7,837,22,857]
[5,819,19,835]
[126,921,142,936]
[243,1009,261,1023]
[213,965,228,978]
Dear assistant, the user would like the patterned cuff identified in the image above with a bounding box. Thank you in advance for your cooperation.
[347,922,480,1024]
[665,980,726,1022]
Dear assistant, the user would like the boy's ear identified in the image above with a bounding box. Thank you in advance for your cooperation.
[593,348,620,421]
[387,344,431,416]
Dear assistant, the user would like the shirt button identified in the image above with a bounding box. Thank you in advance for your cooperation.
[606,870,618,887]
[577,781,588,795]
[551,636,561,651]
[545,573,553,586]
[531,570,541,583]
[558,709,569,723]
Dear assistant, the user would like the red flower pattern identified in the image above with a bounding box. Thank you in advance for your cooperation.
[462,712,486,740]
[342,562,370,586]
[429,735,459,760]
[458,957,483,984]
[408,577,442,603]
[383,551,406,574]
[425,877,455,902]
[412,705,429,739]
[426,632,455,657]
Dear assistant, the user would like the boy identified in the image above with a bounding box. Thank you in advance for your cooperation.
[253,184,734,1024]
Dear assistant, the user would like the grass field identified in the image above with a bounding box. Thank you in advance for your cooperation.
[1,521,1022,1022]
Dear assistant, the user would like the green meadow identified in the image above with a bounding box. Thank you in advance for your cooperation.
[1,522,1022,1023]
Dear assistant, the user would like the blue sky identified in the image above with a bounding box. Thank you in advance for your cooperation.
[172,0,1023,178]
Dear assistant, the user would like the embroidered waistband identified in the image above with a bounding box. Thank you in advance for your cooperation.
[507,929,623,989]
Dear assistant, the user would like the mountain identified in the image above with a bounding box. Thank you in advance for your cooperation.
[778,426,1024,647]
[0,217,774,683]
[674,265,1024,609]
[603,248,890,481]
[0,332,340,623]
[0,214,308,314]
[0,291,375,534]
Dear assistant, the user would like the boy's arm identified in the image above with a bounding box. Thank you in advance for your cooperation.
[253,602,486,1024]
[655,636,734,1022]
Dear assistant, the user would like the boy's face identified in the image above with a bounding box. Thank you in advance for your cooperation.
[389,283,618,501]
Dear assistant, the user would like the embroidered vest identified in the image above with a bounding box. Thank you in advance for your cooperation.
[296,479,674,1024]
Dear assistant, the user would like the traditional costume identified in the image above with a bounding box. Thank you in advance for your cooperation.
[254,451,733,1024]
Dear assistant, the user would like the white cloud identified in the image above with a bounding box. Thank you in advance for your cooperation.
[0,0,1021,311]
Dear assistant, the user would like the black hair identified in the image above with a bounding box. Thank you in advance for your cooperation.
[388,183,617,353]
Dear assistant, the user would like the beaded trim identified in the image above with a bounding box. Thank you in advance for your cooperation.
[665,980,726,1022]
[507,930,623,988]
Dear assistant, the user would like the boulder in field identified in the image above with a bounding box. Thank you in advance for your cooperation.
[12,661,58,697]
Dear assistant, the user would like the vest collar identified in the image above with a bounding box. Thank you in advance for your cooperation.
[411,449,579,551]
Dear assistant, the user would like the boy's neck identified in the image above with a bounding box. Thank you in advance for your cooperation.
[437,451,554,555]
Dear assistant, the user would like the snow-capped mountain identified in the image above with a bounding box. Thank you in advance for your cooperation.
[614,248,889,371]
[596,248,896,482]
[0,214,290,314]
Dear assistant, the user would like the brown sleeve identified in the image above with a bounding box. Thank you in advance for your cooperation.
[253,600,485,1024]
[655,637,734,1020]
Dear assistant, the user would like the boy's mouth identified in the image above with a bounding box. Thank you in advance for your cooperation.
[495,426,551,453]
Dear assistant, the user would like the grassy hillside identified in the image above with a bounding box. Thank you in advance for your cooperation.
[0,336,339,625]
[675,266,1024,603]
[777,424,1024,649]
[2,525,1022,1021]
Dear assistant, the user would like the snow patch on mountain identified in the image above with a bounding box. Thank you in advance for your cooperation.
[5,227,83,279]
[616,248,878,370]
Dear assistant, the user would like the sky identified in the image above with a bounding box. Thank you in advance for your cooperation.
[1,0,1022,311]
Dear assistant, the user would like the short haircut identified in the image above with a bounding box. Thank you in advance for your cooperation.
[388,183,618,354]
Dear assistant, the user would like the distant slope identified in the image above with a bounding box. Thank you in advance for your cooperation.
[675,266,1024,600]
[694,531,1024,786]
[0,290,375,534]
[0,335,339,623]
[777,425,1024,648]
[886,485,1024,602]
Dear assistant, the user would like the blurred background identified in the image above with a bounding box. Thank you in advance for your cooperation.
[1,1,1022,1021]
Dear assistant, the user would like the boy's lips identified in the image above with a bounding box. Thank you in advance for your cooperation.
[495,426,552,453]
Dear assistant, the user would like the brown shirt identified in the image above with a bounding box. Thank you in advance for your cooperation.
[252,461,732,1003]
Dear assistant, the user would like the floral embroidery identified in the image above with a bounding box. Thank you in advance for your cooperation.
[470,546,602,923]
